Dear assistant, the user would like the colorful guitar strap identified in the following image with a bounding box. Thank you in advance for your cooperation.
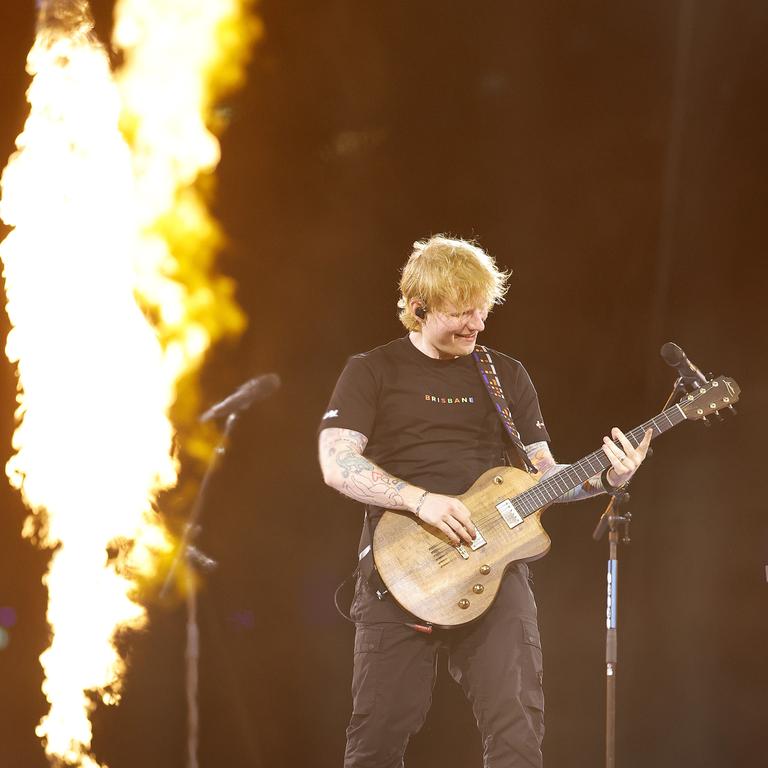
[472,344,538,474]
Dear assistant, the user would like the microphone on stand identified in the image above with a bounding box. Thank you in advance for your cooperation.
[199,373,281,422]
[660,342,709,387]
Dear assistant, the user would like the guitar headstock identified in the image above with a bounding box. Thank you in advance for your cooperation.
[678,376,740,421]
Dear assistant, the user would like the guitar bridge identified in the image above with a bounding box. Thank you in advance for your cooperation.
[496,498,523,529]
[455,544,470,560]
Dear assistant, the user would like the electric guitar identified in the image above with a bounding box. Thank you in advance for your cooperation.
[372,376,740,628]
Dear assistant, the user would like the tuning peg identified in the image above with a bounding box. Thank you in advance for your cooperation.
[713,412,724,423]
[702,416,711,427]
[728,405,738,416]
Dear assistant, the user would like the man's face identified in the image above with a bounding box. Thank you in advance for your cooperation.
[420,303,489,359]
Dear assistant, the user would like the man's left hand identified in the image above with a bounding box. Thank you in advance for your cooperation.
[601,427,652,487]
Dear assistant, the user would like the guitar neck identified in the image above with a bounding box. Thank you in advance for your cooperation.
[518,403,687,513]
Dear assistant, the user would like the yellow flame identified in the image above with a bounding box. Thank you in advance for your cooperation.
[1,5,176,766]
[113,0,261,463]
[1,1,260,766]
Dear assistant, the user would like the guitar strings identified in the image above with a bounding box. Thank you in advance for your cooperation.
[427,406,687,560]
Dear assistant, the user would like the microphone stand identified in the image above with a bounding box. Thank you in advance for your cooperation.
[592,492,630,768]
[592,377,689,768]
[161,412,239,768]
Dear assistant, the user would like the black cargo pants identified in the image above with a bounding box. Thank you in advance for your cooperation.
[344,563,545,768]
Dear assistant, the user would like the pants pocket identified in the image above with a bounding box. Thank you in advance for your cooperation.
[350,625,384,715]
[520,617,545,712]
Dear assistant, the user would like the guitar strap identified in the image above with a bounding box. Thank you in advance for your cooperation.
[471,344,538,474]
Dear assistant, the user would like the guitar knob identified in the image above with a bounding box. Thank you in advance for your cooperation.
[473,584,484,594]
[458,599,470,609]
[479,564,491,575]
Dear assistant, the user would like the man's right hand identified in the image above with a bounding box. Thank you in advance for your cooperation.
[415,493,477,546]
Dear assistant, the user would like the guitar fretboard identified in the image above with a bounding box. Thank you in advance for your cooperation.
[513,404,687,517]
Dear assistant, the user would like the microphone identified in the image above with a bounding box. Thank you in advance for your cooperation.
[186,545,218,572]
[200,373,280,422]
[660,342,708,387]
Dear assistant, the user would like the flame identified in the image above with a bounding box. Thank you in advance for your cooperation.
[1,3,176,764]
[113,0,261,462]
[0,0,259,765]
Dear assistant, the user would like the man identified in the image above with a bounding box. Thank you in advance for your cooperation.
[318,235,651,768]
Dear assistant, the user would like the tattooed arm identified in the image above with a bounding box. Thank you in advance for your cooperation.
[318,427,476,545]
[318,427,419,510]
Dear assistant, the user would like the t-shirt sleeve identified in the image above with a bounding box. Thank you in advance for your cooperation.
[506,361,551,445]
[318,354,379,439]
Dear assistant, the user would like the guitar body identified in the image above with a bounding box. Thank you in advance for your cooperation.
[372,465,552,628]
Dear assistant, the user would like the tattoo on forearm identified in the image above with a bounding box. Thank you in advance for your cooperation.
[525,442,556,474]
[336,449,375,476]
[319,428,409,509]
[543,463,605,502]
[555,473,604,502]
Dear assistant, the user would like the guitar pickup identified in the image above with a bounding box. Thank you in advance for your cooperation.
[496,499,523,529]
[470,528,486,551]
[455,529,487,560]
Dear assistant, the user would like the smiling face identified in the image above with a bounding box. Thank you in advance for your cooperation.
[397,235,510,356]
[411,299,489,359]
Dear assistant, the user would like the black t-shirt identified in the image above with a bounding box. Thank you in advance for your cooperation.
[320,336,550,522]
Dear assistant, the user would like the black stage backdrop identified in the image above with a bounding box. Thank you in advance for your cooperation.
[1,2,766,767]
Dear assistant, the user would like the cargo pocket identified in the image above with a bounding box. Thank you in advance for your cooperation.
[520,618,545,717]
[351,626,384,715]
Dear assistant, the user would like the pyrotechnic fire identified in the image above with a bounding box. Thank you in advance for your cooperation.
[1,2,177,764]
[113,0,260,460]
[0,0,259,766]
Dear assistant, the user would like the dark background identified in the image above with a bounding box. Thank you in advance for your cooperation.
[1,1,766,766]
